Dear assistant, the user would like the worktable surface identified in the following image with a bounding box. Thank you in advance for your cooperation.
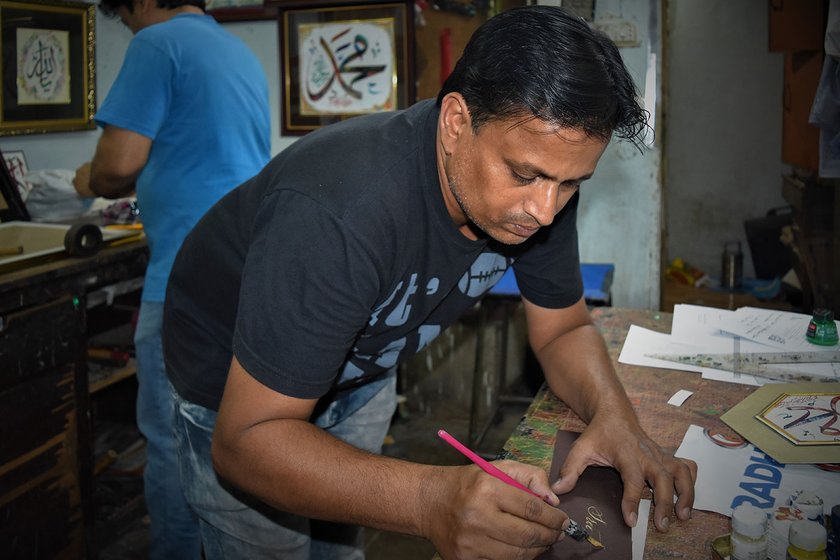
[497,307,755,559]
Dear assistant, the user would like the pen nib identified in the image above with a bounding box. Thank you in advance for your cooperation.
[586,535,604,549]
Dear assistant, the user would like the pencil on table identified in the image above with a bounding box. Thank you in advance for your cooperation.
[0,245,23,256]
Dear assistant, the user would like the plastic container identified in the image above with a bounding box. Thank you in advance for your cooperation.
[770,506,806,560]
[790,490,826,526]
[731,503,769,560]
[787,519,828,560]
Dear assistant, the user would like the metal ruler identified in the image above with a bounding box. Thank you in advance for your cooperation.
[646,350,840,384]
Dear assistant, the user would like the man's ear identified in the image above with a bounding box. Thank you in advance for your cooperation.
[134,0,152,14]
[438,93,471,156]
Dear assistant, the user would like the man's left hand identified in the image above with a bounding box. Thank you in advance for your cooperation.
[550,416,697,532]
[73,162,95,197]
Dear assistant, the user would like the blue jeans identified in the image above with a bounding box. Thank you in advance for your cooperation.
[134,302,202,559]
[171,371,397,560]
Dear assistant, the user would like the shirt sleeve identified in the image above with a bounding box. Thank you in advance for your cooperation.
[94,36,173,139]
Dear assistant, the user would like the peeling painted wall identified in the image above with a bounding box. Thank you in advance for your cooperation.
[540,0,664,309]
[665,0,788,283]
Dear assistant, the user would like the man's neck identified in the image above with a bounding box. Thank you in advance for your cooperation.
[146,5,204,27]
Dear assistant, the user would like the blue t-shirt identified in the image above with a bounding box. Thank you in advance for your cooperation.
[95,13,271,302]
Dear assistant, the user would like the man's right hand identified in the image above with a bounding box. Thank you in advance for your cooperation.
[425,461,570,559]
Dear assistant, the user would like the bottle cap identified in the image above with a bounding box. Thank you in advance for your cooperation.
[788,520,827,551]
[732,503,769,537]
[813,309,834,322]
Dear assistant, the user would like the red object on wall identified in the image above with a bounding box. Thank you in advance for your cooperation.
[440,28,452,86]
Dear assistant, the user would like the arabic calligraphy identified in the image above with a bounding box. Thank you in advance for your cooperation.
[16,28,70,105]
[584,504,608,538]
[757,392,840,446]
[298,18,396,115]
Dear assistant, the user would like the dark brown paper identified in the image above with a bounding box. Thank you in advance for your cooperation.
[537,430,631,559]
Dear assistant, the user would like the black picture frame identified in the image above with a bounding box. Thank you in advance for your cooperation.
[0,0,96,136]
[276,0,415,136]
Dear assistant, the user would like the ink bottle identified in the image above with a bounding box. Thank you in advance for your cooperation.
[787,519,828,560]
[770,507,806,560]
[806,309,839,346]
[731,503,769,560]
[791,490,826,526]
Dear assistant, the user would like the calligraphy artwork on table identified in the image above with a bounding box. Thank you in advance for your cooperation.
[538,430,631,560]
[277,1,415,135]
[756,391,840,446]
[0,0,95,136]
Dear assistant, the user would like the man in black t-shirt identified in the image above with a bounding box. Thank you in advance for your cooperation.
[163,6,698,559]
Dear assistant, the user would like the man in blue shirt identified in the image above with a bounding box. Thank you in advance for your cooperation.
[73,0,270,556]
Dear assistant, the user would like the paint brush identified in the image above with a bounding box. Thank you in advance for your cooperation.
[437,429,603,549]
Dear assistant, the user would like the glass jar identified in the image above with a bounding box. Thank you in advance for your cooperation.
[731,503,769,560]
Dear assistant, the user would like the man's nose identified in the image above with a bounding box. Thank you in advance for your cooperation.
[524,183,566,227]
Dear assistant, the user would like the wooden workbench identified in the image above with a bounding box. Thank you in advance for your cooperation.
[496,307,756,559]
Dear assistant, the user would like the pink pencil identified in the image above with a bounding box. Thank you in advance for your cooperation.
[437,429,603,549]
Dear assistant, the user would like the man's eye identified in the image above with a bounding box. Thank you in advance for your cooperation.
[512,171,536,185]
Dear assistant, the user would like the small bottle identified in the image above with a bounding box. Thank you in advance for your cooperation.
[806,309,839,346]
[731,503,769,560]
[787,519,828,560]
[770,507,806,560]
[791,490,826,526]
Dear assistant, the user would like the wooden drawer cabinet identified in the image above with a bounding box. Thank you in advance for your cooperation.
[0,240,148,559]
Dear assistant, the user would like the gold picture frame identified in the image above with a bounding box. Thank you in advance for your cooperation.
[0,0,96,136]
[277,0,415,136]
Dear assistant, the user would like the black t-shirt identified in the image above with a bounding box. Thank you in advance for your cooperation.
[163,100,583,410]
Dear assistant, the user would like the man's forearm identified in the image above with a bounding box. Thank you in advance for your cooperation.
[535,323,638,426]
[89,165,137,199]
[212,417,443,536]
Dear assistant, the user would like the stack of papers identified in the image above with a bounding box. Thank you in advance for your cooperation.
[618,305,840,386]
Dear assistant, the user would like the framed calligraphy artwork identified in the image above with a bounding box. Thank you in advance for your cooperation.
[276,0,415,135]
[0,0,95,136]
[756,391,840,446]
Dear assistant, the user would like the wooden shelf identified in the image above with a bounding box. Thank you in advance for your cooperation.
[88,358,136,395]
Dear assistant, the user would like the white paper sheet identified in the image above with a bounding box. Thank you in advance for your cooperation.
[675,424,840,517]
[667,389,694,406]
[618,325,765,386]
[632,499,651,560]
[718,307,839,352]
[621,304,839,384]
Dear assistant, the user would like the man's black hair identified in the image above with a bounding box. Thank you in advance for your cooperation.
[99,0,205,18]
[437,5,648,147]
